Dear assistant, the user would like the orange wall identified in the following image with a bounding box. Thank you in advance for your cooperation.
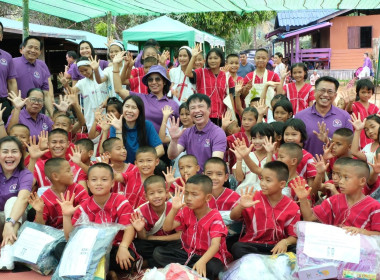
[329,15,380,70]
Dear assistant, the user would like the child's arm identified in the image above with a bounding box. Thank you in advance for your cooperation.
[88,108,103,140]
[163,186,184,232]
[192,237,221,277]
[311,155,329,195]
[147,231,181,241]
[277,66,289,94]
[271,236,297,255]
[28,192,46,225]
[120,52,133,83]
[66,88,86,135]
[230,186,260,221]
[116,225,136,270]
[69,146,90,174]
[290,177,318,221]
[185,45,202,79]
[349,113,367,161]
[253,98,268,123]
[113,52,130,100]
[159,106,173,144]
[57,191,81,240]
[235,80,244,115]
[89,55,108,84]
[230,139,262,176]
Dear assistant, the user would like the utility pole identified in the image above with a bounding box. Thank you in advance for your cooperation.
[22,0,29,40]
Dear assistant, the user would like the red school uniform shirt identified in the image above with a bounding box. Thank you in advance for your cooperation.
[169,177,185,194]
[208,188,240,211]
[239,191,300,244]
[129,76,148,94]
[226,131,250,173]
[313,194,380,232]
[34,159,87,189]
[136,201,175,236]
[243,69,280,85]
[41,183,89,229]
[352,102,380,149]
[119,169,147,209]
[72,193,134,245]
[193,68,235,119]
[283,82,314,114]
[130,67,145,79]
[286,177,313,202]
[113,163,136,194]
[174,207,232,265]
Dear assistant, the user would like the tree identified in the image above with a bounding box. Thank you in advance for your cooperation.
[238,27,254,50]
[95,21,116,37]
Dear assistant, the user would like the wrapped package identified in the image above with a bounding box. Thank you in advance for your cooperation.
[143,263,207,280]
[221,252,296,280]
[13,221,66,275]
[294,221,380,280]
[52,221,123,280]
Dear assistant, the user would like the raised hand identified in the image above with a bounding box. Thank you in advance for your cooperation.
[7,90,27,109]
[368,153,380,174]
[130,212,146,232]
[96,153,110,164]
[290,176,311,200]
[158,50,170,66]
[322,141,334,161]
[235,79,244,94]
[162,166,177,186]
[64,86,79,105]
[58,72,69,87]
[313,121,329,143]
[26,135,48,159]
[349,113,365,131]
[123,51,133,67]
[162,105,173,119]
[222,110,233,130]
[88,55,100,70]
[38,130,49,151]
[113,51,127,65]
[263,136,277,154]
[220,64,230,73]
[56,191,80,217]
[230,138,254,160]
[167,116,185,140]
[239,186,260,209]
[170,185,185,210]
[105,35,114,49]
[280,66,290,79]
[69,146,83,165]
[28,192,45,213]
[97,115,111,131]
[243,80,253,92]
[191,44,202,57]
[254,98,269,116]
[313,154,329,174]
[53,94,72,112]
[106,112,122,131]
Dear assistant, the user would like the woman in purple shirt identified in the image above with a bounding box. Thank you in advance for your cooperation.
[0,137,33,270]
[68,40,109,86]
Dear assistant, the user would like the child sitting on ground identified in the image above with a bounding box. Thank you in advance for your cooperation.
[230,161,300,259]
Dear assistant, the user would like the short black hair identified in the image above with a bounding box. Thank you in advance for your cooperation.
[274,52,283,59]
[54,114,71,123]
[204,157,228,174]
[88,162,114,179]
[205,48,225,68]
[340,158,370,180]
[250,97,261,103]
[26,88,44,99]
[282,119,308,144]
[333,128,354,143]
[272,99,294,118]
[239,51,248,56]
[226,53,239,62]
[178,154,199,166]
[334,156,352,166]
[144,56,158,66]
[270,121,285,137]
[255,48,269,55]
[242,107,258,120]
[251,122,275,139]
[48,128,68,140]
[315,76,339,92]
[66,51,77,60]
[106,97,123,115]
[271,94,288,107]
[136,146,157,158]
[187,93,211,109]
[291,63,308,80]
[9,124,30,135]
[22,36,43,50]
[279,142,303,165]
[45,158,67,180]
[143,175,166,193]
[263,161,289,182]
[144,39,160,47]
[356,79,375,96]
[75,138,94,152]
[102,137,122,153]
[186,174,213,194]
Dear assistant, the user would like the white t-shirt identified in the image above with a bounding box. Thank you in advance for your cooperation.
[169,67,196,102]
[274,63,286,76]
[362,143,376,164]
[102,61,125,101]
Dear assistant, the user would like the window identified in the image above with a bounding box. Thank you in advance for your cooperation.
[348,26,372,49]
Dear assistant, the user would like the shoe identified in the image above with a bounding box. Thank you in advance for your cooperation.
[0,245,15,270]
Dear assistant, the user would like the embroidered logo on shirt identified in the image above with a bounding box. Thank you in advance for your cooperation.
[332,119,342,127]
[42,123,48,130]
[204,138,210,147]
[0,58,7,66]
[9,184,18,193]
[33,71,40,79]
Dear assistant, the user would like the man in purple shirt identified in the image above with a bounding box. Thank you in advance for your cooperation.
[295,76,353,156]
[167,94,227,171]
[13,36,53,116]
[0,21,18,123]
[63,50,77,79]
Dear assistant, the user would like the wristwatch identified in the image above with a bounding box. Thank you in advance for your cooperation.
[5,217,16,226]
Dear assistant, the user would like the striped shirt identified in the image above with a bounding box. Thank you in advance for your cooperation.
[283,82,314,114]
[208,188,240,211]
[136,202,175,236]
[120,169,147,209]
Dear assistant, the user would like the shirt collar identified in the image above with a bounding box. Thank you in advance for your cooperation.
[311,104,336,118]
[148,93,169,101]
[195,120,213,134]
[0,165,20,179]
[21,108,42,121]
[22,55,36,66]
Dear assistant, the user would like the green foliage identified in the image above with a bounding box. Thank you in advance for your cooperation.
[238,27,254,50]
[94,21,116,37]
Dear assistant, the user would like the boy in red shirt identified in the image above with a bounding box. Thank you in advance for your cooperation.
[292,158,380,235]
[230,161,300,259]
[153,174,231,280]
[130,175,180,268]
[59,163,136,278]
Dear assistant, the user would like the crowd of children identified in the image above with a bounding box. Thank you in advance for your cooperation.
[1,34,380,280]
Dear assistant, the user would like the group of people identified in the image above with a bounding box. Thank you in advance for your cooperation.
[0,19,380,280]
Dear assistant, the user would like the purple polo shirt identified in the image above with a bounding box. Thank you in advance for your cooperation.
[0,49,17,98]
[68,59,108,81]
[130,91,179,133]
[0,167,33,211]
[178,120,227,172]
[13,55,50,98]
[295,104,353,156]
[6,108,53,137]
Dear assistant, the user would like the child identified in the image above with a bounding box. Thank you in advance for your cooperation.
[128,57,158,94]
[226,54,243,84]
[8,124,30,165]
[186,45,235,124]
[323,128,353,172]
[131,175,180,268]
[233,123,275,194]
[194,52,205,69]
[347,79,380,149]
[270,121,284,152]
[309,70,319,87]
[319,157,349,199]
[153,174,231,279]
[75,138,95,169]
[230,161,300,259]
[350,113,380,164]
[58,163,137,278]
[272,99,293,122]
[204,157,240,210]
[292,158,380,235]
[281,63,314,114]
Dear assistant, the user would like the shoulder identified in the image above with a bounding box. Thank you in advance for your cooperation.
[145,120,156,130]
[294,106,312,118]
[19,168,33,177]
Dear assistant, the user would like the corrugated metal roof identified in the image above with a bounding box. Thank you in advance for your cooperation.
[277,9,338,27]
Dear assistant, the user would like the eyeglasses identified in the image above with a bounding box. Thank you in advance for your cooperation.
[147,77,162,83]
[29,97,44,104]
[316,88,336,95]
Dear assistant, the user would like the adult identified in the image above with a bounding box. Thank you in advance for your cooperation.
[0,137,33,270]
[273,52,286,77]
[167,94,227,172]
[12,36,54,116]
[113,52,179,133]
[294,76,353,156]
[237,51,255,78]
[6,88,53,137]
[309,70,320,87]
[0,21,17,123]
[67,40,109,86]
[134,39,160,69]
[64,50,77,79]
[359,52,372,79]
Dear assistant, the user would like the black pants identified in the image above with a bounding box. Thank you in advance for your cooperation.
[0,98,12,124]
[109,246,136,274]
[231,241,297,260]
[134,239,181,268]
[53,241,67,261]
[152,242,223,280]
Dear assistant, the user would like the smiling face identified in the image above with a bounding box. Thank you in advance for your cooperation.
[204,162,228,192]
[87,167,114,196]
[254,50,269,69]
[241,112,257,133]
[23,38,41,63]
[283,126,302,145]
[207,51,222,69]
[194,54,205,69]
[260,168,285,196]
[179,107,192,128]
[147,73,165,95]
[48,134,69,158]
[109,140,127,162]
[178,49,190,66]
[227,56,239,74]
[252,133,266,151]
[109,45,122,61]
[25,90,44,115]
[274,106,292,122]
[188,99,210,127]
[292,66,306,82]
[79,42,92,57]
[123,98,139,125]
[314,80,337,109]
[135,152,159,177]
[145,182,167,208]
[78,65,93,79]
[0,141,22,174]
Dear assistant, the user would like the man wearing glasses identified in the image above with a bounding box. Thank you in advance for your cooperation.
[295,76,352,156]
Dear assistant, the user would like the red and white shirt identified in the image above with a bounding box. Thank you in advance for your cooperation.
[208,188,240,211]
[136,202,175,236]
[352,102,380,149]
[113,163,136,194]
[129,76,148,94]
[119,169,147,209]
[169,177,185,194]
[283,82,314,114]
[243,70,280,85]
